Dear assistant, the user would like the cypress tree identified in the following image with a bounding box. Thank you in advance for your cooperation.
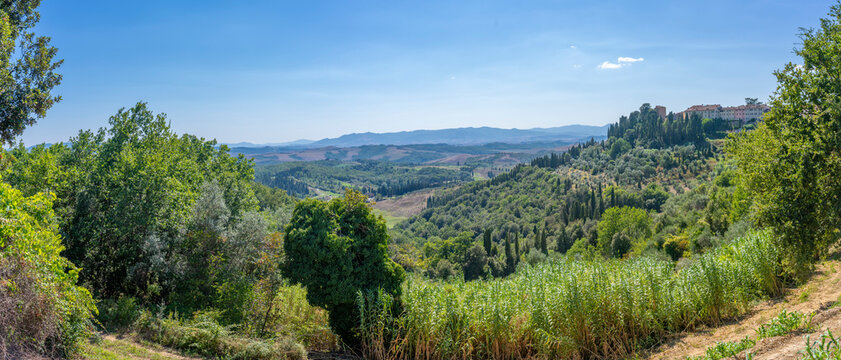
[514,232,520,262]
[504,233,515,274]
[483,228,493,255]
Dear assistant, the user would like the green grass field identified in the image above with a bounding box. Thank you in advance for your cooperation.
[373,208,408,228]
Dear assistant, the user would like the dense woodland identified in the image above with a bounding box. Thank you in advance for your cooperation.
[3,1,841,360]
[255,160,473,198]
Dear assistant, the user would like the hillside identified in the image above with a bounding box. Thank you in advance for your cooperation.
[232,139,587,166]
[254,160,474,199]
[389,104,729,271]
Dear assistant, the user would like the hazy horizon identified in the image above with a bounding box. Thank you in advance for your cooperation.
[19,0,833,145]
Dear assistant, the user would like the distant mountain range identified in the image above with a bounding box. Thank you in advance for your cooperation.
[227,124,609,165]
[225,124,607,149]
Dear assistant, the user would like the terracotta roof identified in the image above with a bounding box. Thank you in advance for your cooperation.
[685,104,721,111]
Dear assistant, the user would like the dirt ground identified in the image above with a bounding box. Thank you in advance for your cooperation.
[645,259,841,360]
[372,188,437,218]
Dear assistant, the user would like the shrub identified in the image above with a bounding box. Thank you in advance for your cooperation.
[241,281,338,351]
[134,310,307,360]
[283,189,405,346]
[757,309,812,339]
[597,206,651,257]
[691,337,755,360]
[663,234,690,260]
[97,296,141,332]
[0,181,95,358]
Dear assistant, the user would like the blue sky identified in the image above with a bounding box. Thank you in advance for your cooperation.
[20,0,834,144]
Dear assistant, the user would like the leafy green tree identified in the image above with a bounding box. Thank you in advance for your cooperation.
[4,103,258,303]
[282,189,405,345]
[597,206,652,257]
[642,183,669,211]
[728,4,841,269]
[0,1,63,144]
[609,138,631,159]
[463,244,488,281]
[435,259,455,280]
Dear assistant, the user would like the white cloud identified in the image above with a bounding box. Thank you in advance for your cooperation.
[618,57,644,63]
[598,61,623,69]
[569,45,577,49]
[598,56,645,70]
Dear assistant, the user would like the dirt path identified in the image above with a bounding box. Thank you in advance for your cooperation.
[645,260,841,360]
[90,334,201,360]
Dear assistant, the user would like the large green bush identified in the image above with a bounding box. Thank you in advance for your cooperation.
[283,189,405,345]
[0,180,95,357]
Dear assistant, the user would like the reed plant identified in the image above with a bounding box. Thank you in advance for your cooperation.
[359,230,785,359]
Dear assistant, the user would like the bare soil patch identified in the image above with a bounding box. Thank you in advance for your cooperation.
[645,259,841,360]
[372,188,437,218]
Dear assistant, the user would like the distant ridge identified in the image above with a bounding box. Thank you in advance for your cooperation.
[223,139,315,148]
[249,124,608,149]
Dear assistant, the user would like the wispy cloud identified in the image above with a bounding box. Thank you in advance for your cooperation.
[598,56,645,70]
[617,57,643,63]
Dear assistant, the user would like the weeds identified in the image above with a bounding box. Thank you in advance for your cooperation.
[801,331,841,359]
[689,337,755,360]
[134,310,307,360]
[756,309,813,339]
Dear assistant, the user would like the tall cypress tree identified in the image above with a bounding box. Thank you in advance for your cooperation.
[483,228,493,255]
[514,232,521,261]
[504,233,515,274]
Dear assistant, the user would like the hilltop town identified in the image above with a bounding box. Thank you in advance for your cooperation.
[654,98,770,125]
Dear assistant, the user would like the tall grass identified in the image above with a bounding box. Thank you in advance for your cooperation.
[359,230,785,359]
[134,310,307,360]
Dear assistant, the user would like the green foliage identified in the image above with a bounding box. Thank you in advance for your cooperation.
[357,230,783,359]
[756,309,813,339]
[597,206,652,257]
[282,189,405,345]
[802,330,841,360]
[4,102,260,307]
[0,0,63,144]
[690,337,755,360]
[663,234,690,260]
[727,4,841,271]
[421,231,474,276]
[462,244,488,281]
[240,280,338,351]
[609,137,631,158]
[134,311,307,360]
[0,180,95,357]
[607,103,713,148]
[255,160,472,198]
[97,296,141,333]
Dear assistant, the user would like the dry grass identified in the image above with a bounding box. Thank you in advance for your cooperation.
[646,257,841,360]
